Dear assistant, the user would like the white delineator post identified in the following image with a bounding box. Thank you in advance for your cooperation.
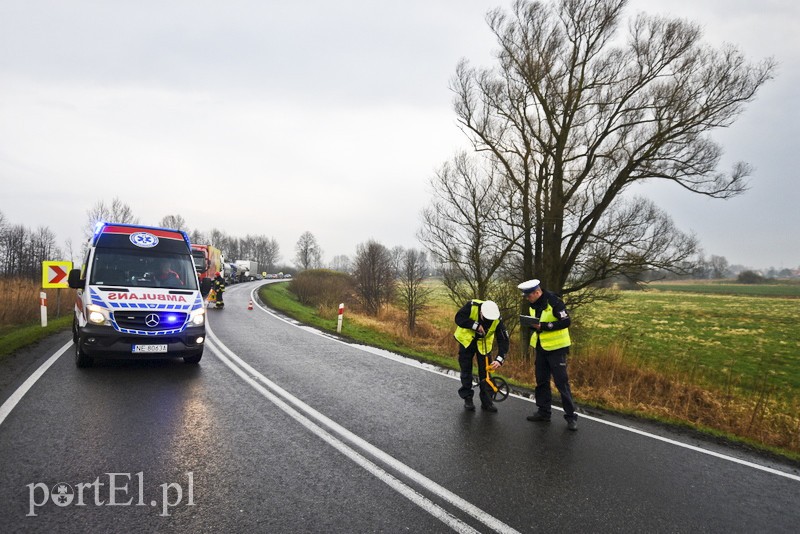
[40,291,47,327]
[337,303,344,333]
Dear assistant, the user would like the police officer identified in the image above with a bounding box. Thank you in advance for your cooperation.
[454,299,509,412]
[518,279,578,430]
[212,272,225,308]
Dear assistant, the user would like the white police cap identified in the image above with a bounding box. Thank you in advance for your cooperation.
[517,279,541,294]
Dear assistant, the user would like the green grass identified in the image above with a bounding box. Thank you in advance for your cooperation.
[579,290,800,399]
[648,281,800,298]
[258,283,460,371]
[0,315,72,358]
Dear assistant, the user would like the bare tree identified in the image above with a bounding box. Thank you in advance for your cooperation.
[208,228,237,259]
[389,246,406,278]
[262,237,281,273]
[64,238,75,264]
[188,229,207,245]
[159,214,188,231]
[352,240,395,316]
[396,249,434,334]
[418,152,516,305]
[294,231,323,271]
[709,255,730,279]
[0,211,7,275]
[329,254,352,273]
[0,224,28,278]
[82,198,139,252]
[249,235,281,273]
[30,226,60,271]
[451,0,774,297]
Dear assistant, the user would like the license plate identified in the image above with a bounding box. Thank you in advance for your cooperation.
[132,344,168,353]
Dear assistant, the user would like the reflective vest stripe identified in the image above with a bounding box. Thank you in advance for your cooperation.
[454,300,498,355]
[529,303,571,350]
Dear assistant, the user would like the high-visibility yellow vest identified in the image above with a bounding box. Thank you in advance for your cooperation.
[529,302,571,351]
[454,300,499,355]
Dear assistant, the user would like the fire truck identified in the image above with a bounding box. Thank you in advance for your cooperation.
[191,244,223,296]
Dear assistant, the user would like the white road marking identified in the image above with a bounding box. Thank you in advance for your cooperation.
[0,340,72,427]
[206,326,520,534]
[249,283,800,483]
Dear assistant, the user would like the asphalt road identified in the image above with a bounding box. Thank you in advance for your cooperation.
[1,281,798,533]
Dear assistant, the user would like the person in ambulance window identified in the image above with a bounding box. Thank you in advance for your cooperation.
[154,260,183,288]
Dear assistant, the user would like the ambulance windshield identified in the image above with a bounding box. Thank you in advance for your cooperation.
[90,250,198,290]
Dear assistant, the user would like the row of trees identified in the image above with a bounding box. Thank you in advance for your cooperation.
[418,0,774,310]
[0,211,66,280]
[289,238,433,334]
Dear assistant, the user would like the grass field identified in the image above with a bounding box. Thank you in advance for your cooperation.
[578,290,800,399]
[647,280,800,298]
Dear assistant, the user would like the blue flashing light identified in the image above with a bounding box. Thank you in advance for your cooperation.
[179,230,192,249]
[165,314,178,323]
[91,221,107,245]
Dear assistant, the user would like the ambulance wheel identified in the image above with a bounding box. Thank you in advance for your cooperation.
[183,350,203,364]
[74,341,94,368]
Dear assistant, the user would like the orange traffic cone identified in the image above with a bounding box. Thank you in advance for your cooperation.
[248,300,253,310]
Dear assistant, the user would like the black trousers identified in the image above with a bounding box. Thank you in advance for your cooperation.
[458,342,492,407]
[534,346,577,420]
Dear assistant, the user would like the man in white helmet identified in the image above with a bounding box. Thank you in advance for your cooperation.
[453,299,510,412]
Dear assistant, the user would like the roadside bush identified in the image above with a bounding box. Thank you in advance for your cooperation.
[737,270,765,284]
[288,269,355,309]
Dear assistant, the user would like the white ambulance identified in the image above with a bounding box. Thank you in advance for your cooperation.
[68,223,206,367]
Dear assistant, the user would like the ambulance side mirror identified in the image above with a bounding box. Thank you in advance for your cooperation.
[68,269,85,289]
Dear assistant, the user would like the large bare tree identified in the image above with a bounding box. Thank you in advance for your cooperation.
[451,0,774,295]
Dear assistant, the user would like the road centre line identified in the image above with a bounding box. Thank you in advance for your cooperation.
[206,326,520,534]
[0,340,72,428]
[249,284,800,483]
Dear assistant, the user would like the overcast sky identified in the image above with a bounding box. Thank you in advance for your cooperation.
[1,0,797,270]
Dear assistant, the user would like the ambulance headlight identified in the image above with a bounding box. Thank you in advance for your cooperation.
[86,304,110,325]
[190,308,205,326]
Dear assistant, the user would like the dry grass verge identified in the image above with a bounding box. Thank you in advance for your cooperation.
[0,278,75,328]
[571,344,800,453]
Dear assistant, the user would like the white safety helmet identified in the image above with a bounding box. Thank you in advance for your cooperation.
[481,300,500,321]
